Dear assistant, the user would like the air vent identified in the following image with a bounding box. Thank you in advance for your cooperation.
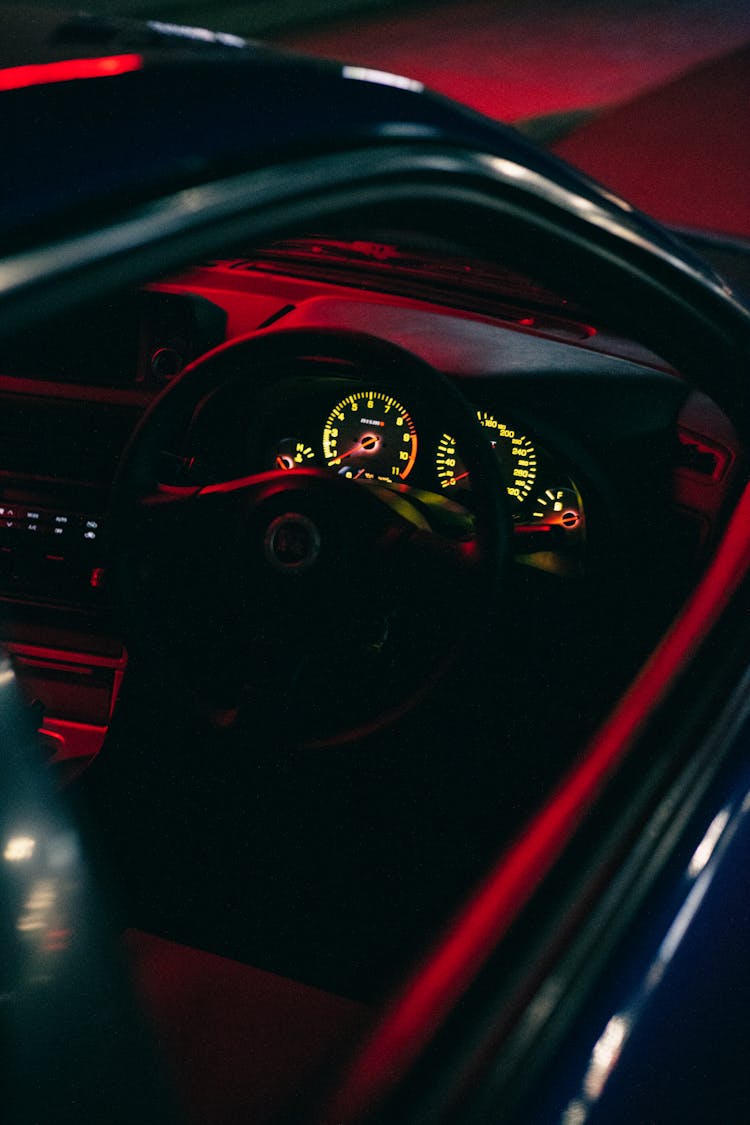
[677,429,731,482]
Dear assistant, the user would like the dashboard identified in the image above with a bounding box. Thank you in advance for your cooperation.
[0,246,742,766]
[183,370,586,574]
[258,393,582,532]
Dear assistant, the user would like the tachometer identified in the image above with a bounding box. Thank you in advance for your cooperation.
[323,390,418,482]
[436,412,537,504]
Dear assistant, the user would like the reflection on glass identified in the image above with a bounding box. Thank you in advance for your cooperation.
[17,878,56,934]
[342,65,423,93]
[583,1014,630,1100]
[4,834,36,862]
[559,790,747,1124]
[562,1099,587,1125]
[688,809,730,878]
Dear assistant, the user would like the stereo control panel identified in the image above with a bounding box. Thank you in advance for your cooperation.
[0,499,106,605]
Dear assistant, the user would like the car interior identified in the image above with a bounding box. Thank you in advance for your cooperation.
[3,163,749,1121]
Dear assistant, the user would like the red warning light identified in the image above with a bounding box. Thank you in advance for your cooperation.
[89,567,105,589]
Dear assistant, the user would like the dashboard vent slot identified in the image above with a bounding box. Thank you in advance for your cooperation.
[677,430,730,481]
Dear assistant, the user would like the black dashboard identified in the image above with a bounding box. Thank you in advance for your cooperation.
[0,247,741,769]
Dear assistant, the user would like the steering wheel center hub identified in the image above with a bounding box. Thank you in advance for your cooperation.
[263,511,321,573]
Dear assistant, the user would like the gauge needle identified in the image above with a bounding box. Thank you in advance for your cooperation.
[451,471,471,484]
[328,433,379,465]
[514,523,553,535]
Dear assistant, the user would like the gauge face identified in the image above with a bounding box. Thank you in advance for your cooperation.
[271,438,315,471]
[436,412,537,504]
[323,390,418,482]
[530,487,582,529]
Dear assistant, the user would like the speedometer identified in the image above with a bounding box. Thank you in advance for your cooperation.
[323,390,417,483]
[436,411,537,504]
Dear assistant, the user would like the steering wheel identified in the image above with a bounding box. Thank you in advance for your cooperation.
[108,327,509,746]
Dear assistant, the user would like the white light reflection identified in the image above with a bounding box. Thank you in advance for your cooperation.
[478,153,731,292]
[597,186,635,213]
[562,1100,587,1125]
[484,157,531,182]
[17,878,56,933]
[561,791,748,1124]
[688,808,730,878]
[4,835,36,862]
[657,866,713,970]
[583,1014,631,1100]
[483,155,631,228]
[147,21,246,48]
[342,65,424,93]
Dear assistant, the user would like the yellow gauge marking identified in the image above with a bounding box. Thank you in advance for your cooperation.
[436,411,537,502]
[323,390,417,481]
[293,442,314,464]
[273,439,315,471]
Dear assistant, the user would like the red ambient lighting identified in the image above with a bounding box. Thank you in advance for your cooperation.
[0,54,143,93]
[328,482,750,1123]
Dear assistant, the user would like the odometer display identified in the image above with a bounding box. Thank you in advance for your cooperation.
[323,390,417,482]
[436,411,537,503]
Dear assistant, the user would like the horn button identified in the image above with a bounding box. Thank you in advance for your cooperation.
[263,511,322,573]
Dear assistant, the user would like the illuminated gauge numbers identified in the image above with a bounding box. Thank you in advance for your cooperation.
[531,487,582,530]
[272,438,315,471]
[323,390,417,483]
[518,485,586,574]
[436,412,537,504]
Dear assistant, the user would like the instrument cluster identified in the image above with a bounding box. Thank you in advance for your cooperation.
[249,382,586,569]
